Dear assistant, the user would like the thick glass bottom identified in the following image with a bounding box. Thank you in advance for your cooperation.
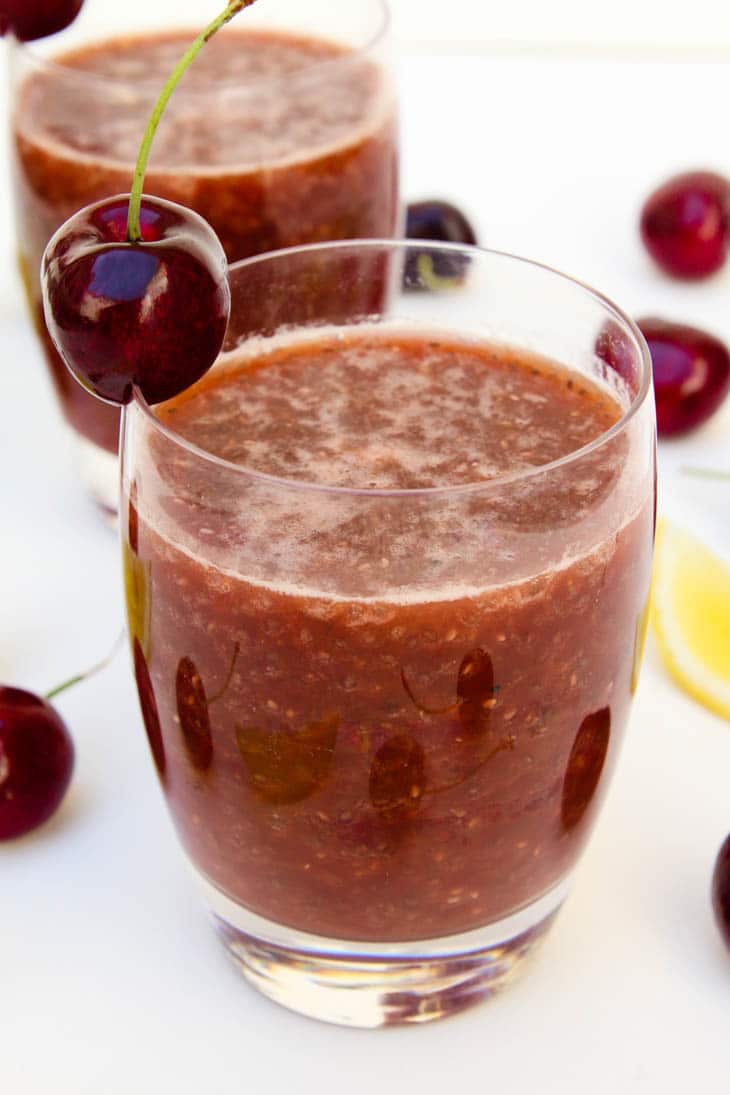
[194,870,571,1028]
[75,434,119,521]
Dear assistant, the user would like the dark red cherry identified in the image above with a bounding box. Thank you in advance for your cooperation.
[404,199,477,288]
[637,317,730,436]
[42,194,230,405]
[0,0,83,41]
[711,834,730,954]
[406,200,477,247]
[0,686,74,840]
[640,171,730,279]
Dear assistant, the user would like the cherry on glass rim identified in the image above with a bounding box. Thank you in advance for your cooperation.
[637,317,730,437]
[0,0,84,41]
[0,687,74,840]
[640,171,730,280]
[41,194,231,406]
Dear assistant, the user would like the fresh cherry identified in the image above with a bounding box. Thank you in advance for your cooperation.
[640,171,730,280]
[712,834,730,954]
[0,0,83,41]
[42,195,230,405]
[404,199,477,288]
[0,687,74,840]
[637,317,730,436]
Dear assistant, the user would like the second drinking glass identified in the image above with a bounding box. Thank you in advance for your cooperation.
[9,0,398,514]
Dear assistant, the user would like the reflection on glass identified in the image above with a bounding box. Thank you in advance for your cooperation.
[133,638,166,780]
[561,707,611,831]
[236,714,339,805]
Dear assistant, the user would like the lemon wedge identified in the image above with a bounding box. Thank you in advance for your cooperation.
[652,519,730,720]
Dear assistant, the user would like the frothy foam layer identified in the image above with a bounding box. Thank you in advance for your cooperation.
[17,28,391,172]
[131,326,639,603]
[160,328,622,490]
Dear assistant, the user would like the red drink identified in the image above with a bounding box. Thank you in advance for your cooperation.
[11,24,398,476]
[125,330,652,940]
[120,242,655,1025]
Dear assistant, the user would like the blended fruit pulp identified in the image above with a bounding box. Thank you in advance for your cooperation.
[123,328,653,942]
[13,29,398,452]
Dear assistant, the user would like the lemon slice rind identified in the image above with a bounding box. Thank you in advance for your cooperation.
[652,519,730,721]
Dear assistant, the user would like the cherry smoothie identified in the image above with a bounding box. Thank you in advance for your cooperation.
[122,327,654,943]
[11,28,398,454]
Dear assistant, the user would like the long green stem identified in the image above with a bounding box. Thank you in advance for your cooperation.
[126,0,257,242]
[45,633,124,702]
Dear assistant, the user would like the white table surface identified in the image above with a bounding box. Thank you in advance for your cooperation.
[2,47,730,1094]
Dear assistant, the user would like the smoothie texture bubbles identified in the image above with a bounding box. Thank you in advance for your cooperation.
[123,323,654,941]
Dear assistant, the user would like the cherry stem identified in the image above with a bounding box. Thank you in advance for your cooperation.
[681,466,730,482]
[126,0,257,242]
[400,667,456,715]
[208,641,241,705]
[45,632,124,702]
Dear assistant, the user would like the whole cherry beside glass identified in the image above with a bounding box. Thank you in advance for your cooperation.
[404,199,477,288]
[42,195,230,405]
[0,687,74,840]
[640,171,730,280]
[0,639,120,840]
[637,317,730,437]
[406,200,477,249]
[712,834,730,955]
[0,0,83,41]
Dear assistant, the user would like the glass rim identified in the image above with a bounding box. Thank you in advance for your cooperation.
[130,238,653,500]
[10,0,391,94]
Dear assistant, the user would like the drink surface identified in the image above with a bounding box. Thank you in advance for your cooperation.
[18,29,388,170]
[161,330,620,490]
[12,29,398,453]
[125,329,653,941]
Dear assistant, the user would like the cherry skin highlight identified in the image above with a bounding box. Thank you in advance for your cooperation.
[0,687,74,840]
[637,317,730,437]
[640,171,730,280]
[42,194,231,405]
[0,0,83,41]
[712,834,730,955]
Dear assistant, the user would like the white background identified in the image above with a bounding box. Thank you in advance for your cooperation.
[390,0,730,50]
[2,2,730,1092]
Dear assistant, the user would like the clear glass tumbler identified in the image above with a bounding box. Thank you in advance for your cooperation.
[121,240,655,1027]
[9,0,397,515]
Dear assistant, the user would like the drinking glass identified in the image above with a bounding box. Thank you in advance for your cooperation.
[120,240,655,1027]
[9,0,397,515]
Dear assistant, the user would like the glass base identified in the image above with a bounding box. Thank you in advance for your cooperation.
[75,434,119,521]
[195,871,571,1028]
